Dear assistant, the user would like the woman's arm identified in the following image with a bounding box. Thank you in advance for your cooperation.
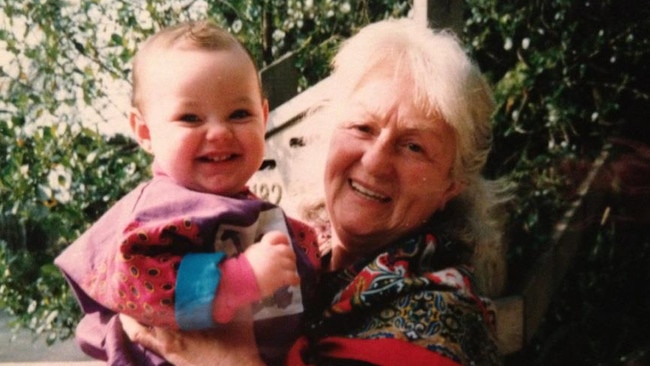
[120,310,266,366]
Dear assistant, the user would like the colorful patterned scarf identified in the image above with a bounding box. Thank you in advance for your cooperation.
[296,232,502,365]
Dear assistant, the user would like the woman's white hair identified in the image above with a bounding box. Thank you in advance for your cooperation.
[305,18,511,296]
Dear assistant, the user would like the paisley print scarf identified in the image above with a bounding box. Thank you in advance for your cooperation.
[293,232,502,366]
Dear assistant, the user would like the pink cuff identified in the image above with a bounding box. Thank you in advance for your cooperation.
[212,255,261,323]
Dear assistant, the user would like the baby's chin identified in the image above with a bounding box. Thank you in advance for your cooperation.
[168,176,239,196]
[193,181,247,197]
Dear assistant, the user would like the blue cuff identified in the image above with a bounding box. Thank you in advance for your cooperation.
[175,252,226,330]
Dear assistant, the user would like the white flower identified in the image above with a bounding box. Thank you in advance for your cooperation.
[136,10,153,29]
[591,112,599,121]
[504,37,513,50]
[522,38,530,50]
[191,0,208,16]
[27,300,37,314]
[340,2,351,13]
[47,164,72,203]
[232,19,242,33]
[272,29,286,42]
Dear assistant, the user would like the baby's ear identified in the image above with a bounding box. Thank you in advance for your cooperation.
[262,98,269,128]
[129,108,152,153]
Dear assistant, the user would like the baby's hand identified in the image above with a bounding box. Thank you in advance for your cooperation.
[243,231,300,298]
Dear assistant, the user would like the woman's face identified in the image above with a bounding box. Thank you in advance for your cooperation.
[324,75,463,255]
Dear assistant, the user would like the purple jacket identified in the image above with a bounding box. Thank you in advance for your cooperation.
[55,174,319,365]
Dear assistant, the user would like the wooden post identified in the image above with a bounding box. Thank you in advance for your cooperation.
[260,51,299,110]
[413,0,465,35]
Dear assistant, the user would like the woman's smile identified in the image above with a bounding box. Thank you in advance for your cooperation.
[348,179,391,203]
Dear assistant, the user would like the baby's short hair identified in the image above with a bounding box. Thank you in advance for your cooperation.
[131,20,256,107]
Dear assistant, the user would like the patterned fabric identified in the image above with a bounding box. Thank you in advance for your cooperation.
[90,217,199,327]
[64,175,298,329]
[55,173,320,365]
[299,232,502,366]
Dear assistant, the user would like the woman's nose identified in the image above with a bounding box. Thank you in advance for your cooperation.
[360,137,393,177]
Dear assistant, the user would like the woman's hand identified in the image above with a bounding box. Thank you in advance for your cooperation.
[120,308,265,366]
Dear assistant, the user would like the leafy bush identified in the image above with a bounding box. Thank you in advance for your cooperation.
[0,0,410,343]
[508,141,650,364]
[0,118,151,342]
[464,0,650,281]
[0,241,77,344]
[1,1,648,361]
[463,0,650,363]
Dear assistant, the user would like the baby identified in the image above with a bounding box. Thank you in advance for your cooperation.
[55,20,319,365]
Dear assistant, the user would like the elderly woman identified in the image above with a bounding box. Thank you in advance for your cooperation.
[126,18,509,366]
[283,18,506,366]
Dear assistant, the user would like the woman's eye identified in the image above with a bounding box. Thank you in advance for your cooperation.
[354,124,372,134]
[230,109,252,120]
[179,114,200,123]
[405,142,424,153]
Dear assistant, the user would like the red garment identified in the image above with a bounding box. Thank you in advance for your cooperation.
[287,336,462,366]
[289,231,502,365]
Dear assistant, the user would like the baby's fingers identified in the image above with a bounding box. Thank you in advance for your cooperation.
[261,230,289,246]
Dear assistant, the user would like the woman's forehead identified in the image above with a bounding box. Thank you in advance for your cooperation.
[344,82,441,125]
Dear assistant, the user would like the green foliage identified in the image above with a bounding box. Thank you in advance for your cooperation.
[0,118,151,342]
[464,0,650,274]
[510,142,650,364]
[198,0,411,89]
[463,1,650,362]
[1,0,648,360]
[0,241,78,344]
[0,0,410,344]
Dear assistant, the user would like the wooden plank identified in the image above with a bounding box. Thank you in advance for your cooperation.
[520,148,610,342]
[260,51,300,110]
[413,0,465,34]
[520,248,555,343]
[265,76,335,135]
[494,295,524,355]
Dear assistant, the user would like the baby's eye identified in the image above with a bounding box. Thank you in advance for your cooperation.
[230,109,252,120]
[179,114,200,123]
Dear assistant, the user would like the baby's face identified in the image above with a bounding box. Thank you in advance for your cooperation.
[133,47,268,195]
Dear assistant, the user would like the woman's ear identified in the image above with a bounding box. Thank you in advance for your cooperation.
[129,108,153,153]
[440,179,466,211]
